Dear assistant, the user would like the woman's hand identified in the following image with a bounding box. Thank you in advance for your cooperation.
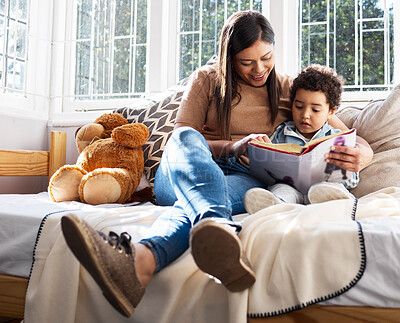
[207,134,270,159]
[325,137,373,172]
[231,134,271,157]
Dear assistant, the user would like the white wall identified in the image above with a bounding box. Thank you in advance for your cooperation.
[0,119,82,194]
[0,114,49,194]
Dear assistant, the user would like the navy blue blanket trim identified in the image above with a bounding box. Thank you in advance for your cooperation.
[248,198,367,318]
[27,209,81,282]
[26,202,143,286]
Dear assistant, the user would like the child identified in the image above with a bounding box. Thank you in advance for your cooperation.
[244,64,359,214]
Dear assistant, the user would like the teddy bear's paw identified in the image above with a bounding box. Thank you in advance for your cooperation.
[48,166,87,202]
[79,168,133,205]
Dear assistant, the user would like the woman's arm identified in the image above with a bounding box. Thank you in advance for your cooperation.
[174,122,270,159]
[327,115,373,172]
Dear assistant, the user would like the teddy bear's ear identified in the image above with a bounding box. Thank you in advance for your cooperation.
[95,113,129,130]
[76,123,105,153]
[112,123,149,148]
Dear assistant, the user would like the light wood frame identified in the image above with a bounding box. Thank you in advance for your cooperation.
[0,131,66,319]
[0,131,399,321]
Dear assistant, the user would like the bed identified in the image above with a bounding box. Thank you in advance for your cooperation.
[1,84,400,322]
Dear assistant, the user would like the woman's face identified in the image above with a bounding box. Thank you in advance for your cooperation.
[232,39,275,87]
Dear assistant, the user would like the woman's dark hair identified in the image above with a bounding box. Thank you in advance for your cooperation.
[290,64,344,110]
[215,10,280,140]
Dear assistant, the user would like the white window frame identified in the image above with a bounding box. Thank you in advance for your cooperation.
[0,0,52,120]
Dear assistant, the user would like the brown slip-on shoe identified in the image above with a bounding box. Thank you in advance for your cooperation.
[190,218,256,292]
[61,214,145,317]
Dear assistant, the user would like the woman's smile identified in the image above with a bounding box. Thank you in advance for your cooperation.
[232,39,275,87]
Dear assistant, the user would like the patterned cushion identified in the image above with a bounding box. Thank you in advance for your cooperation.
[115,82,187,188]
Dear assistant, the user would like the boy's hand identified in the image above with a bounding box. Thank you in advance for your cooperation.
[324,142,369,172]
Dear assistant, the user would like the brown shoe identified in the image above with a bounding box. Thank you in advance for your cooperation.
[61,214,145,317]
[190,218,256,292]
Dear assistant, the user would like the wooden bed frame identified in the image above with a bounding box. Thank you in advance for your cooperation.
[0,130,399,322]
[0,131,66,319]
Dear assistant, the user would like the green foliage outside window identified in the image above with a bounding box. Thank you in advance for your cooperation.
[300,0,394,92]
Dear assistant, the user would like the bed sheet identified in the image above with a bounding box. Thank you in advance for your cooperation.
[0,192,131,277]
[0,192,399,308]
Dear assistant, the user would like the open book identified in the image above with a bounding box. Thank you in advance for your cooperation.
[248,128,357,194]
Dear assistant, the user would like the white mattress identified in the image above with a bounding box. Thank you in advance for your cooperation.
[0,192,399,308]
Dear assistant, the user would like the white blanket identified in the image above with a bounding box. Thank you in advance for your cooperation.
[24,187,400,323]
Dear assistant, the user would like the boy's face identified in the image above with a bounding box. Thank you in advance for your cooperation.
[292,89,336,139]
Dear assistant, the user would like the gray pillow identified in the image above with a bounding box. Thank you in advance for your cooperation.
[337,84,400,197]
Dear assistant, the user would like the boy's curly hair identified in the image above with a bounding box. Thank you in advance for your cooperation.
[290,64,344,110]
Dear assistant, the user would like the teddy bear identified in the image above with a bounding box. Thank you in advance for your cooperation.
[48,113,151,205]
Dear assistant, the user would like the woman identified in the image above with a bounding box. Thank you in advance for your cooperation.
[61,11,373,317]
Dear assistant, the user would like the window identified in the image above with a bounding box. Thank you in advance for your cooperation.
[74,0,148,101]
[0,0,29,94]
[299,0,396,93]
[178,0,263,80]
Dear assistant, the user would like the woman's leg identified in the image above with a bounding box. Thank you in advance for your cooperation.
[141,127,234,272]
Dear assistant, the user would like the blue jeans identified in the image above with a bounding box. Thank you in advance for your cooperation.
[139,127,266,272]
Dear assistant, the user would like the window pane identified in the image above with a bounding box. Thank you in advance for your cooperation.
[335,0,356,86]
[93,42,110,95]
[0,55,2,82]
[113,38,130,93]
[302,0,327,23]
[7,19,17,56]
[0,15,4,53]
[241,0,251,11]
[77,0,92,39]
[202,0,218,64]
[137,0,147,44]
[9,0,27,21]
[134,45,146,92]
[6,58,24,89]
[253,0,262,12]
[301,24,326,66]
[227,1,238,19]
[179,33,199,80]
[115,0,131,36]
[362,30,384,85]
[181,0,200,32]
[75,41,90,95]
[16,22,26,59]
[0,0,5,13]
[362,20,384,30]
[362,0,384,19]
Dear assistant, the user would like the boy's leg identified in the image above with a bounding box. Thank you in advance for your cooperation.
[244,183,304,214]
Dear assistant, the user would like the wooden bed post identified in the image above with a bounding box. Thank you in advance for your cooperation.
[48,131,67,179]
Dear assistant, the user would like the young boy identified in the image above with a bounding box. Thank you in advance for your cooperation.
[244,64,359,214]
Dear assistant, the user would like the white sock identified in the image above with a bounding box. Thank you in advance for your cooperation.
[269,183,304,204]
[308,182,354,204]
[243,188,283,214]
